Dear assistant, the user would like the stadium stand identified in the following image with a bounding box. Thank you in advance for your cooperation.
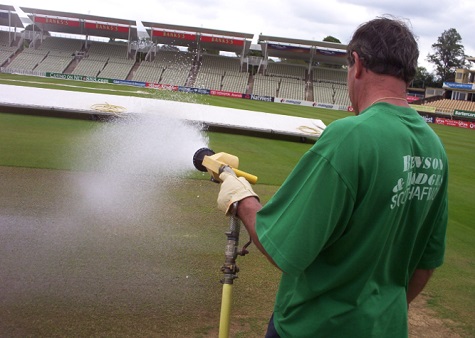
[266,62,306,80]
[0,37,349,104]
[87,41,129,59]
[131,50,194,84]
[4,5,475,116]
[0,6,361,107]
[132,61,164,83]
[5,48,48,72]
[0,47,15,67]
[0,31,18,67]
[0,7,358,106]
[312,66,347,83]
[252,74,280,97]
[309,66,351,104]
[132,49,194,86]
[27,36,80,73]
[194,54,249,92]
[98,58,135,80]
[313,82,334,104]
[153,49,194,70]
[200,54,242,73]
[422,99,475,114]
[0,30,12,45]
[278,78,306,100]
[159,67,190,86]
[333,83,351,106]
[194,71,222,90]
[69,40,134,79]
[71,58,107,77]
[36,36,83,54]
[3,36,81,73]
[34,54,73,73]
[221,72,249,93]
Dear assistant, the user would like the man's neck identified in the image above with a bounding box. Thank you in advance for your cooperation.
[359,74,409,112]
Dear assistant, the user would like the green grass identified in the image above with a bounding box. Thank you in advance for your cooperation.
[421,124,475,335]
[1,73,474,336]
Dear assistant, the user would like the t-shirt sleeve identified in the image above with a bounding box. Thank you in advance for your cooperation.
[256,149,355,276]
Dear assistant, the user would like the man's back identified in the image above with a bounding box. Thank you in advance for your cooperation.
[216,16,449,338]
[256,103,448,337]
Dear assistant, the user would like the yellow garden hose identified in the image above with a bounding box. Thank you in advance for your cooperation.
[219,284,233,338]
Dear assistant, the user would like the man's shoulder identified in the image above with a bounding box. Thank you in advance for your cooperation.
[325,115,357,131]
[320,115,367,140]
[311,116,364,156]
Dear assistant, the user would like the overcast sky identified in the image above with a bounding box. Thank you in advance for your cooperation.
[8,0,475,72]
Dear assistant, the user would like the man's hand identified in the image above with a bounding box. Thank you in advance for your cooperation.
[407,269,434,305]
[217,170,259,215]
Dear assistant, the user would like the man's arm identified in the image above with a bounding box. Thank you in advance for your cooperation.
[216,171,281,270]
[236,197,281,270]
[407,269,434,305]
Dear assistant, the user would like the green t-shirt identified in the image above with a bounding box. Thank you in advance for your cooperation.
[256,103,448,337]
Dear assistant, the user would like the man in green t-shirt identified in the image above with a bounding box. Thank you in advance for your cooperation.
[216,16,448,337]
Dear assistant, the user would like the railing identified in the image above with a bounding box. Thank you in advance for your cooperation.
[0,67,46,77]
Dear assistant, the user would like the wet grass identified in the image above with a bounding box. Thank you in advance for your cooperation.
[0,167,281,337]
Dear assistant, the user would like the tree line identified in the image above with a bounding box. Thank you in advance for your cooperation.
[414,28,470,88]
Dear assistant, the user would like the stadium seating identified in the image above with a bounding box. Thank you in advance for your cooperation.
[0,46,17,67]
[422,99,475,113]
[278,78,306,100]
[34,54,73,73]
[153,50,194,70]
[313,82,334,103]
[266,62,307,80]
[221,72,249,93]
[71,58,107,77]
[0,31,9,44]
[87,41,128,59]
[1,34,349,104]
[2,36,83,74]
[131,61,164,83]
[333,83,351,106]
[36,36,83,54]
[2,34,447,110]
[0,31,21,49]
[132,50,194,85]
[159,67,190,86]
[252,74,280,97]
[98,58,135,80]
[200,54,242,73]
[194,54,249,92]
[0,32,20,67]
[66,41,133,78]
[34,36,79,72]
[194,71,223,90]
[312,66,347,83]
[5,49,48,72]
[127,50,195,84]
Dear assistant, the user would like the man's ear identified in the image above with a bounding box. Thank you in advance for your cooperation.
[352,51,363,78]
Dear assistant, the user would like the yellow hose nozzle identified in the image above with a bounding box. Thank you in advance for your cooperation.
[193,148,258,184]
